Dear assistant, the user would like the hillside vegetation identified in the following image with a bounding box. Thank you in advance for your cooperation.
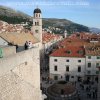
[0,5,90,34]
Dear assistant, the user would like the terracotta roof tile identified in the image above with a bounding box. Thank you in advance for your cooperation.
[50,46,85,57]
[42,31,62,43]
[58,38,88,48]
[85,43,100,56]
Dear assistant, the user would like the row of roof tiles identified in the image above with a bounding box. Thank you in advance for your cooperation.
[0,20,29,33]
[69,32,100,40]
[42,31,62,43]
[50,46,85,57]
[0,21,62,44]
[51,37,100,57]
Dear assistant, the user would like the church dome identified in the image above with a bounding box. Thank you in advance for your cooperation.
[34,8,41,13]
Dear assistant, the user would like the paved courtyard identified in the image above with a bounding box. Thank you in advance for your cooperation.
[41,70,98,100]
[40,54,98,100]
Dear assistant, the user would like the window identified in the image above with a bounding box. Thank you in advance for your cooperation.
[88,56,91,59]
[66,59,69,62]
[96,63,99,67]
[87,71,91,74]
[54,66,57,71]
[66,50,71,54]
[78,66,81,72]
[71,76,74,78]
[54,76,58,80]
[36,14,38,17]
[66,66,69,71]
[78,60,81,62]
[35,30,39,33]
[77,50,83,54]
[88,63,91,68]
[35,22,37,25]
[96,71,99,74]
[54,59,57,62]
[35,22,39,26]
[97,56,100,59]
[37,22,39,26]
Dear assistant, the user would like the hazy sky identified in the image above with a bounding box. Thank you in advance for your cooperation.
[0,0,100,28]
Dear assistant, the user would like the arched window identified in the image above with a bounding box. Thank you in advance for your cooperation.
[39,14,40,17]
[35,22,37,25]
[36,14,38,17]
[37,22,39,26]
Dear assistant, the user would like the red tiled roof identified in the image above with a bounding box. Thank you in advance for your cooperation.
[58,38,88,48]
[50,46,85,57]
[85,43,100,56]
[42,31,62,43]
[69,32,100,41]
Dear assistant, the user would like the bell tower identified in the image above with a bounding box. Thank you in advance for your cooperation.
[64,30,68,38]
[31,7,42,43]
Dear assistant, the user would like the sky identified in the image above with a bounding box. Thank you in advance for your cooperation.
[0,0,100,28]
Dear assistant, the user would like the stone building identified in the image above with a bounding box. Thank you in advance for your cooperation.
[85,44,100,82]
[49,38,100,82]
[49,46,85,82]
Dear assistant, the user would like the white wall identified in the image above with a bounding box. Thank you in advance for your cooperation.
[49,56,85,81]
[86,56,100,75]
[0,37,8,45]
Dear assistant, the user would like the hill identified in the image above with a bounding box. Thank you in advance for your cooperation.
[42,18,89,34]
[0,5,90,34]
[89,27,100,33]
[0,5,31,24]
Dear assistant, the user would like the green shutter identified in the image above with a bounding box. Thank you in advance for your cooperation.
[0,48,3,58]
[96,71,99,74]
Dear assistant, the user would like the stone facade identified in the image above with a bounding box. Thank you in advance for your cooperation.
[85,56,100,81]
[0,47,42,100]
[49,56,85,82]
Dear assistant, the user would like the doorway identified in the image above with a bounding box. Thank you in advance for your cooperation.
[66,75,69,81]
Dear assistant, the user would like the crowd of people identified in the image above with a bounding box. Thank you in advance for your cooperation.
[77,81,98,100]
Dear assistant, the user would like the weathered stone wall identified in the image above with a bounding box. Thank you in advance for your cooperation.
[0,48,42,100]
[0,46,16,57]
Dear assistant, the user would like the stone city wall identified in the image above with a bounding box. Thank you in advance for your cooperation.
[0,47,42,100]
